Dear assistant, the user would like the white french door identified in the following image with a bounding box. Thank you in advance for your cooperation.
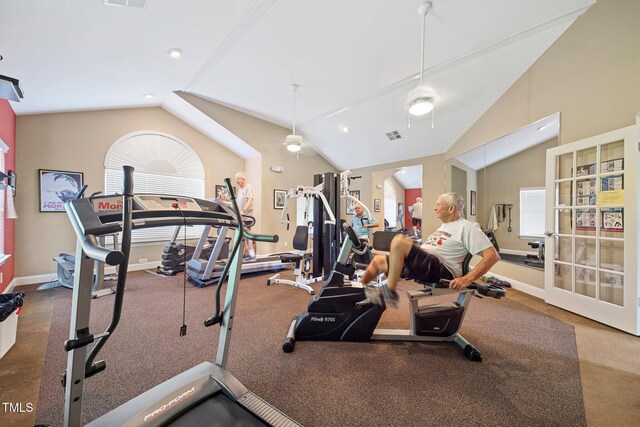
[545,125,638,335]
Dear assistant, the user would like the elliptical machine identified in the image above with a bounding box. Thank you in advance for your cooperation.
[40,186,118,298]
[282,224,506,361]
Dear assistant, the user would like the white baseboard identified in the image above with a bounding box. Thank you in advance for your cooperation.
[12,274,57,288]
[104,260,159,275]
[2,279,18,294]
[12,260,161,287]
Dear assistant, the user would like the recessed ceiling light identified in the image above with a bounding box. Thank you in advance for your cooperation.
[341,126,349,133]
[143,93,154,99]
[168,48,183,58]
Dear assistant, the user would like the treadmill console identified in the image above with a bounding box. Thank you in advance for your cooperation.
[135,195,203,211]
[90,194,231,215]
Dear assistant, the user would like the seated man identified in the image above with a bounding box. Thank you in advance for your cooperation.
[350,205,379,242]
[360,193,500,306]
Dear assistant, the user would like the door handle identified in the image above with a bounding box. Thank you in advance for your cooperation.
[545,231,554,237]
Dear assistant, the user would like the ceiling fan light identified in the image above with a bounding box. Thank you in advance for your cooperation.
[408,98,434,116]
[285,134,302,152]
[286,142,302,153]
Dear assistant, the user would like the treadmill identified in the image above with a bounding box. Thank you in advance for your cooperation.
[62,166,301,427]
[186,222,293,288]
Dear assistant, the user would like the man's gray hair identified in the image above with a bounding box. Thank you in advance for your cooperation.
[442,192,465,213]
[235,171,247,180]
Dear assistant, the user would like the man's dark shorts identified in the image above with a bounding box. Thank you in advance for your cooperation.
[411,218,422,227]
[403,244,454,283]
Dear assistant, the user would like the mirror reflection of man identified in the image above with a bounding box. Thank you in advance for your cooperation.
[411,197,423,236]
[350,205,379,242]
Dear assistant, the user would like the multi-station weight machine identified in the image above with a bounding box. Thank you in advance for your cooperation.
[275,170,372,283]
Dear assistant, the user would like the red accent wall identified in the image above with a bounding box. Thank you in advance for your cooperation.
[404,188,422,229]
[0,99,16,293]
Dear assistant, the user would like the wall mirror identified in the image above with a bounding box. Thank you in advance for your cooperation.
[372,165,423,235]
[445,112,560,270]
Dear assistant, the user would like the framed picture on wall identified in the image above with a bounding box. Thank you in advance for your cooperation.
[470,190,477,216]
[274,189,287,209]
[39,169,84,212]
[346,190,360,215]
[373,199,381,212]
[215,184,237,200]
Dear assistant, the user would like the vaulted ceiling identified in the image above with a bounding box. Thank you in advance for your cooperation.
[0,0,595,170]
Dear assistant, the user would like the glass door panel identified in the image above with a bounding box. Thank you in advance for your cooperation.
[553,264,572,291]
[556,208,572,234]
[600,208,624,238]
[576,147,597,177]
[600,240,624,272]
[599,272,624,306]
[554,236,573,263]
[555,181,572,206]
[575,238,596,267]
[576,178,596,206]
[575,267,596,298]
[575,209,596,236]
[556,153,573,179]
[600,140,624,168]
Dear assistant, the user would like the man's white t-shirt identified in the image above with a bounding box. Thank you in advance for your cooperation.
[237,184,255,215]
[421,218,492,277]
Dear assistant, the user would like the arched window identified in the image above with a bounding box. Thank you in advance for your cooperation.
[105,131,205,242]
[383,180,396,227]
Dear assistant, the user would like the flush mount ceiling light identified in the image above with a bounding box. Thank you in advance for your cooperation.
[285,84,303,154]
[168,48,183,58]
[406,1,436,127]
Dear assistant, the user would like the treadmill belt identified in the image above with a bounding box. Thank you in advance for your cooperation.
[166,394,267,426]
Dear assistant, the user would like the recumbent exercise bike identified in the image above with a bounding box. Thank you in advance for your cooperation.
[282,224,505,361]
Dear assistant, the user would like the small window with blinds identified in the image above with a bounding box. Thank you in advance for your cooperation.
[104,131,206,243]
[520,188,545,238]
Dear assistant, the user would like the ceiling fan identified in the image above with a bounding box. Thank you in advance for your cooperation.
[406,1,437,127]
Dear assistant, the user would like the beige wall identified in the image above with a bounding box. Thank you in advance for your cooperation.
[176,92,338,254]
[446,0,640,160]
[16,107,244,277]
[477,138,558,252]
[445,158,478,223]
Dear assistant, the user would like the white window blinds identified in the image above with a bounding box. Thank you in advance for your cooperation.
[104,132,205,243]
[520,188,545,238]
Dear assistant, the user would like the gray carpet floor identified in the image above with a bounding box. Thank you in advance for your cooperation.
[35,270,585,426]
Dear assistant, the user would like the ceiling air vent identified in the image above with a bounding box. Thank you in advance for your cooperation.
[385,131,402,141]
[0,74,24,102]
[104,0,149,9]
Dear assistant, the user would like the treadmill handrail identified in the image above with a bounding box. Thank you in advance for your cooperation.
[65,202,124,266]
